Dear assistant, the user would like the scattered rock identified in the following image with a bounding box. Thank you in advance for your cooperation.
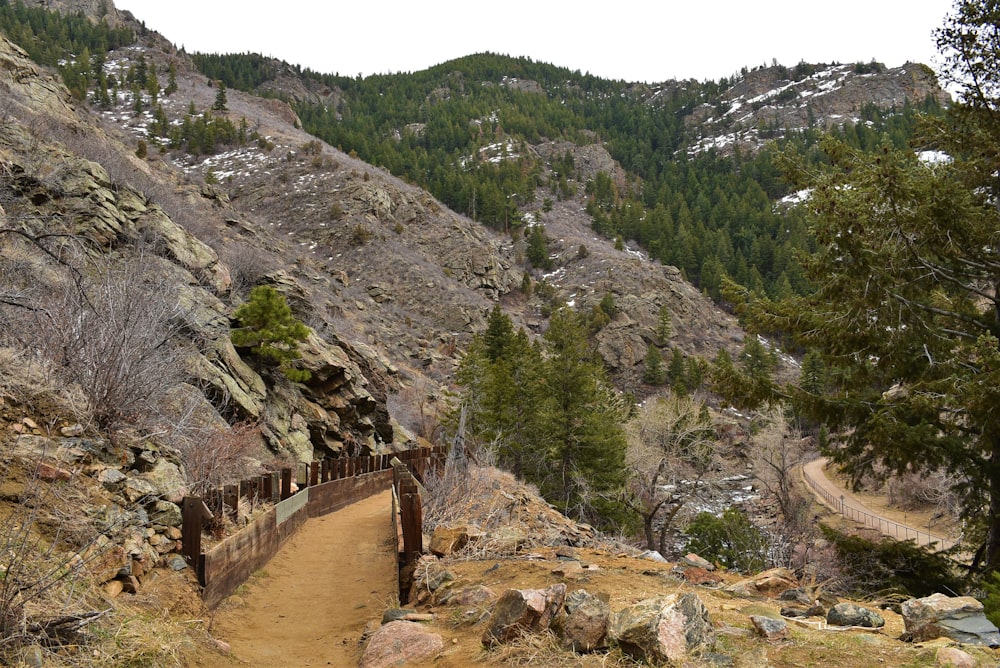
[676,566,723,585]
[639,550,668,563]
[936,646,977,668]
[482,584,566,645]
[609,593,715,665]
[381,608,419,624]
[557,589,610,652]
[360,620,443,668]
[551,561,585,578]
[750,615,790,640]
[429,526,469,557]
[103,579,124,598]
[779,587,814,606]
[902,593,1000,647]
[555,546,578,560]
[166,555,188,571]
[724,567,798,598]
[780,603,826,619]
[442,584,496,608]
[35,461,72,482]
[827,603,885,628]
[60,423,84,437]
[680,553,715,571]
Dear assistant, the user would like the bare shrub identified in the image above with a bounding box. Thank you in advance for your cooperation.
[218,240,277,298]
[175,418,264,498]
[386,377,445,443]
[0,455,141,660]
[624,395,723,557]
[1,238,191,432]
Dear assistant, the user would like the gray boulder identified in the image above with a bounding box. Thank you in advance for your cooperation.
[750,614,789,640]
[609,593,715,664]
[827,602,884,628]
[902,593,1000,647]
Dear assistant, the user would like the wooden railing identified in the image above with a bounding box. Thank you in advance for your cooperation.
[391,457,424,603]
[181,446,445,608]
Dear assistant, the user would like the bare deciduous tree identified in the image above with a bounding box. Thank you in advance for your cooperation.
[624,395,722,557]
[750,414,811,530]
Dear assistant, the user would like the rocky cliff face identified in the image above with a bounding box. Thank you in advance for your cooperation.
[0,33,399,466]
[679,62,949,155]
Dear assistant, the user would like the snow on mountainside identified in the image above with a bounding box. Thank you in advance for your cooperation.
[673,61,949,156]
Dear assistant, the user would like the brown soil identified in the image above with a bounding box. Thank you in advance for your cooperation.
[202,491,397,667]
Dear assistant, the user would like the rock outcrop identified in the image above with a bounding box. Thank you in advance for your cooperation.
[901,593,1000,647]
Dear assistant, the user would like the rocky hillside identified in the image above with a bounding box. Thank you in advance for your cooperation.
[680,61,949,156]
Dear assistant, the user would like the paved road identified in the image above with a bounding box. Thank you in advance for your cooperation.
[802,457,956,551]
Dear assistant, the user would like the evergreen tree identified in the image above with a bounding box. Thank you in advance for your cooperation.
[730,0,1000,572]
[213,80,228,111]
[668,347,687,396]
[656,305,674,345]
[230,285,311,381]
[643,344,666,385]
[537,308,630,525]
[526,224,551,270]
[456,306,630,528]
[164,61,178,95]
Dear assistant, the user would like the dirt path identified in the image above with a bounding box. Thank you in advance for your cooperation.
[802,457,956,551]
[208,490,396,667]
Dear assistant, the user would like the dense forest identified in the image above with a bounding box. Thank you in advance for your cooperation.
[191,50,944,301]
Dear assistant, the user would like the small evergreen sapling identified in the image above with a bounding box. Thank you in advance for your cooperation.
[230,285,311,381]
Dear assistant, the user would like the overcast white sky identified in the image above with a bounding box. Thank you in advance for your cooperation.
[113,1,957,83]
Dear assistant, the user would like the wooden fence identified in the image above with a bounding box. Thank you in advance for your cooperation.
[391,458,424,603]
[181,446,445,608]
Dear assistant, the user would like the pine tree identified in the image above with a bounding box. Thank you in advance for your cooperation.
[538,307,629,525]
[643,344,666,385]
[213,80,228,111]
[731,0,1000,572]
[656,305,674,345]
[230,285,311,381]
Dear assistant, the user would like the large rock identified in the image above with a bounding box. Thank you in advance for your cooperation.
[359,620,443,668]
[750,614,789,640]
[609,593,715,665]
[826,603,884,628]
[902,593,1000,647]
[556,589,610,652]
[724,567,799,598]
[429,526,469,557]
[482,584,566,646]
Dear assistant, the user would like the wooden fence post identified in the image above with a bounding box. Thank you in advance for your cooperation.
[280,467,293,500]
[400,480,423,564]
[309,461,319,487]
[182,496,204,565]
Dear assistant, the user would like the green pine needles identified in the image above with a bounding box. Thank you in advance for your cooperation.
[230,285,311,381]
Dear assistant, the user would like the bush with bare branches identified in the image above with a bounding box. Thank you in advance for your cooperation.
[0,235,190,432]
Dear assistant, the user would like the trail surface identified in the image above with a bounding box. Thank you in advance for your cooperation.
[802,457,956,551]
[210,490,396,666]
